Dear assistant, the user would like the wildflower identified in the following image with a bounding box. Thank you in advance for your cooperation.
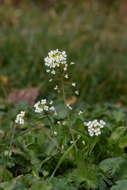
[49,78,53,82]
[82,140,85,145]
[15,111,25,125]
[54,131,57,136]
[49,106,55,111]
[44,49,67,70]
[70,62,75,65]
[4,150,12,157]
[46,69,50,73]
[61,145,64,150]
[43,105,49,111]
[57,121,61,125]
[75,90,79,95]
[34,99,56,114]
[66,104,72,110]
[84,119,106,137]
[49,100,53,105]
[70,140,73,144]
[64,67,67,71]
[65,74,69,79]
[78,110,83,115]
[51,70,55,75]
[54,85,58,90]
[72,82,76,87]
[62,121,67,125]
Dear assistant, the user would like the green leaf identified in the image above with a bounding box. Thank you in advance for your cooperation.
[119,136,127,148]
[0,167,13,182]
[109,127,125,142]
[99,157,126,177]
[54,104,67,120]
[31,181,52,190]
[111,180,127,190]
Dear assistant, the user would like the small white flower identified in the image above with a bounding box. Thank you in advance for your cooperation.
[72,83,76,87]
[43,105,49,111]
[50,106,55,111]
[41,99,47,104]
[78,111,83,115]
[51,70,55,75]
[85,119,106,137]
[70,62,75,65]
[75,90,79,95]
[66,104,72,110]
[44,49,67,69]
[61,145,64,150]
[49,78,53,82]
[64,67,67,71]
[65,74,69,79]
[70,140,73,144]
[57,121,61,125]
[54,85,58,90]
[15,111,25,125]
[62,121,67,125]
[49,100,53,105]
[46,69,50,73]
[82,140,85,145]
[4,150,12,157]
[54,131,57,135]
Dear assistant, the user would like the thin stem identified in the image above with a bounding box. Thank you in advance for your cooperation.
[61,75,77,151]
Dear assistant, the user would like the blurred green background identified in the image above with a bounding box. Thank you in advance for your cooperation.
[1,0,127,105]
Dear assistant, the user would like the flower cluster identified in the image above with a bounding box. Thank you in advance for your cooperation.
[84,120,106,136]
[34,99,56,114]
[44,49,67,74]
[15,111,25,125]
[66,103,72,110]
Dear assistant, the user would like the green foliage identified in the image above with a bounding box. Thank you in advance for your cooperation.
[111,180,127,190]
[0,1,127,189]
[0,102,127,189]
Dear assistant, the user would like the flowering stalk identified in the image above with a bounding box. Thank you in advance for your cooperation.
[44,49,78,150]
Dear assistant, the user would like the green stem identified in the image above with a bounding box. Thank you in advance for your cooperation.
[61,75,77,151]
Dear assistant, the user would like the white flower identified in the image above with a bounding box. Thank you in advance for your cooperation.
[50,106,55,111]
[54,131,57,136]
[44,49,67,69]
[4,150,12,157]
[78,111,83,115]
[75,90,79,95]
[57,121,61,125]
[46,69,50,73]
[66,104,72,110]
[70,140,73,144]
[70,62,75,65]
[51,70,55,75]
[54,85,58,90]
[65,74,69,79]
[43,105,49,111]
[15,111,25,125]
[84,119,106,137]
[49,100,53,105]
[41,99,47,104]
[62,121,67,125]
[72,82,76,87]
[34,99,56,114]
[34,101,43,113]
[49,78,53,82]
[64,67,67,71]
[82,140,85,145]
